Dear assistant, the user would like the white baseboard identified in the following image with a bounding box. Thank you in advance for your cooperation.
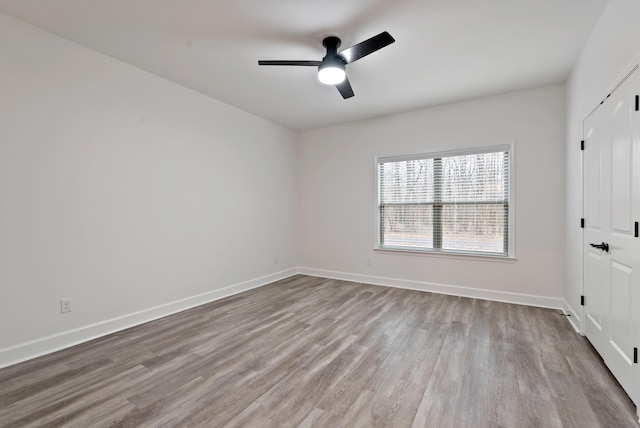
[0,267,566,369]
[0,268,298,369]
[562,300,582,334]
[298,267,564,310]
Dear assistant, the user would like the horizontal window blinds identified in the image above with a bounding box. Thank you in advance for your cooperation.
[378,147,510,256]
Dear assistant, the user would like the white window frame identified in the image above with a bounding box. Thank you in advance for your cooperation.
[375,143,516,260]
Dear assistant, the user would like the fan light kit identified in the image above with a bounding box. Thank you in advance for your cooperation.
[258,32,395,99]
[318,59,346,85]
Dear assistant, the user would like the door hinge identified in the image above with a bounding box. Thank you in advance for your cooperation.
[635,95,639,111]
[580,140,585,151]
[580,295,585,306]
[635,221,638,238]
[634,347,638,364]
[581,218,585,228]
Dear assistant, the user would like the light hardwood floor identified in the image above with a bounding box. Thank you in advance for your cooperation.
[0,275,637,427]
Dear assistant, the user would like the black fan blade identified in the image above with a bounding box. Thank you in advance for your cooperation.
[340,31,395,64]
[258,60,321,66]
[336,76,354,99]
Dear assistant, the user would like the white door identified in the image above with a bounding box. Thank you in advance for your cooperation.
[583,67,640,408]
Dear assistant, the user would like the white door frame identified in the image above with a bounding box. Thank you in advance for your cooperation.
[580,57,640,335]
[580,58,640,421]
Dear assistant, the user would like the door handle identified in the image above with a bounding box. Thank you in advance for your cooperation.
[589,242,609,252]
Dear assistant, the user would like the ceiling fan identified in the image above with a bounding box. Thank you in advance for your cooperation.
[258,31,395,99]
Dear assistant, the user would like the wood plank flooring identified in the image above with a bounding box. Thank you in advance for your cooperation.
[0,275,637,427]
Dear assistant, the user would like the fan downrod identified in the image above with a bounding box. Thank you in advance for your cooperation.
[322,36,341,55]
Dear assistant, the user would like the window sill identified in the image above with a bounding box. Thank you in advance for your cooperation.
[373,247,518,263]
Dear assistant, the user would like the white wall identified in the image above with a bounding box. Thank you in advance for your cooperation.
[298,85,566,306]
[564,0,640,325]
[0,14,298,367]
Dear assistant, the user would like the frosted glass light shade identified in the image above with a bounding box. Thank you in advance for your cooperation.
[318,62,346,85]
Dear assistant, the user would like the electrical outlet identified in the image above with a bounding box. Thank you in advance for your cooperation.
[60,298,72,313]
[366,258,371,266]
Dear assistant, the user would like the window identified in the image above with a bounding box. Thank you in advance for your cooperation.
[377,145,511,257]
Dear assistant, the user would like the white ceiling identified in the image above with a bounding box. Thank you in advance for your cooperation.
[0,0,608,130]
